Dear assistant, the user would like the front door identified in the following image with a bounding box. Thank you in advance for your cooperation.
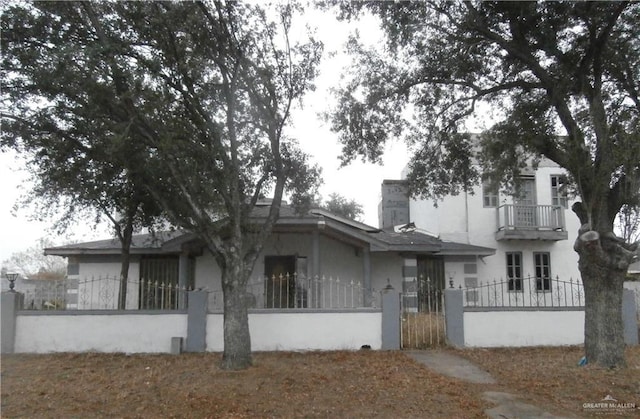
[265,255,296,308]
[402,256,446,349]
[514,177,536,227]
[417,256,445,312]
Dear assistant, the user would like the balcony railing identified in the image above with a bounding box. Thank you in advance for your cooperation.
[496,204,567,241]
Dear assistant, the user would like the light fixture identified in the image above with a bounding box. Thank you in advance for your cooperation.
[5,271,19,292]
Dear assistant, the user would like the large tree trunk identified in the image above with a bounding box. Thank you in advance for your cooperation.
[220,261,252,370]
[579,257,626,368]
[117,220,134,310]
[575,228,635,368]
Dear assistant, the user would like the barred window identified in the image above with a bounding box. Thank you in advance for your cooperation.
[534,252,551,291]
[506,252,523,291]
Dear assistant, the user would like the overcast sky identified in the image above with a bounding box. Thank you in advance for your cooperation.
[0,7,410,265]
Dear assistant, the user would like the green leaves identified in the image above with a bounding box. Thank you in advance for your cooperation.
[330,1,639,222]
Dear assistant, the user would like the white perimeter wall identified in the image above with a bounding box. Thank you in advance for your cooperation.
[206,311,382,352]
[14,313,187,353]
[463,310,584,347]
[13,310,381,354]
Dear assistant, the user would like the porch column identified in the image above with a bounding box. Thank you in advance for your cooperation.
[362,247,372,306]
[402,257,418,312]
[312,230,321,279]
[178,253,190,310]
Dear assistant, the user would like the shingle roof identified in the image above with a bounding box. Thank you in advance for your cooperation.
[44,230,184,255]
[45,206,495,257]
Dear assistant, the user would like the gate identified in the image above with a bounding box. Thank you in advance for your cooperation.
[401,276,446,349]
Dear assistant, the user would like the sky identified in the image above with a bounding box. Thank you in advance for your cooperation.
[0,7,410,265]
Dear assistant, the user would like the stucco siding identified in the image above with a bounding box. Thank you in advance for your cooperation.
[205,311,382,352]
[408,162,582,284]
[14,313,187,353]
[463,310,585,347]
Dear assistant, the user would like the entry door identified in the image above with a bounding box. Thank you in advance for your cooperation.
[417,256,445,312]
[514,178,536,227]
[265,256,296,308]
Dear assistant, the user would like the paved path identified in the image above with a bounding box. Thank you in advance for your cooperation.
[406,350,574,419]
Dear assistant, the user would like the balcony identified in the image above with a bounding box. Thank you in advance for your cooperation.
[495,204,568,241]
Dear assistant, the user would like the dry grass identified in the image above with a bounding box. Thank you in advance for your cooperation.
[2,347,639,418]
[1,351,487,419]
[455,345,640,417]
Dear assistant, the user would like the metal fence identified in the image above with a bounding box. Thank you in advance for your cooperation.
[401,277,446,349]
[20,276,191,311]
[464,276,584,308]
[207,273,373,310]
[18,273,375,311]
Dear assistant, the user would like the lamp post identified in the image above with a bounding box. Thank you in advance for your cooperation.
[5,271,19,292]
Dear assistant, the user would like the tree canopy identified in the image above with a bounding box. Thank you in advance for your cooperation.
[330,1,639,367]
[1,238,66,280]
[2,1,322,369]
[321,193,364,221]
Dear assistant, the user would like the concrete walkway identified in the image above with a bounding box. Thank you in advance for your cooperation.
[406,351,574,419]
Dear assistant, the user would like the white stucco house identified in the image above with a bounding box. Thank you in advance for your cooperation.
[379,153,583,306]
[44,204,494,312]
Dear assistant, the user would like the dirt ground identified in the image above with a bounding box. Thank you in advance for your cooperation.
[1,347,639,418]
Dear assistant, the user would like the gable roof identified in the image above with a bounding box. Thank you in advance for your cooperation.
[45,206,494,257]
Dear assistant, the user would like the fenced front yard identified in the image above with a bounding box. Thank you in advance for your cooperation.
[445,276,639,348]
[3,275,392,354]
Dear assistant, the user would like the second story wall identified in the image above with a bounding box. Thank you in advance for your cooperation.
[379,158,583,283]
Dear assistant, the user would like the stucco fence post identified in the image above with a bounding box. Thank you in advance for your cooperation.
[381,284,401,350]
[185,290,208,352]
[444,288,464,347]
[623,288,639,345]
[1,292,24,354]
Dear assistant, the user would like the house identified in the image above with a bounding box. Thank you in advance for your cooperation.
[44,204,495,312]
[379,152,583,307]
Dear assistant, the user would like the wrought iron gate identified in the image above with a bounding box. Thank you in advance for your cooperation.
[401,276,446,349]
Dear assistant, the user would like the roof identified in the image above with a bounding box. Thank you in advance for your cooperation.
[44,230,185,256]
[45,206,495,258]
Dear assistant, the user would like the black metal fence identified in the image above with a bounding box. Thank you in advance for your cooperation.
[19,276,191,311]
[464,276,584,308]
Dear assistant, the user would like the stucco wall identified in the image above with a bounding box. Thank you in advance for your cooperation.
[76,256,142,309]
[409,163,582,284]
[205,310,382,352]
[371,253,404,293]
[77,255,140,280]
[463,309,585,347]
[14,313,187,353]
[12,309,382,353]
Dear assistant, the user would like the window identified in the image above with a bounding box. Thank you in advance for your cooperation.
[506,252,523,291]
[534,252,551,291]
[483,180,499,207]
[551,175,568,208]
[139,256,181,309]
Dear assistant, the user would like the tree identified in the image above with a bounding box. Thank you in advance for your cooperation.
[2,1,321,369]
[330,2,639,367]
[617,205,640,244]
[1,238,66,280]
[2,3,166,309]
[321,193,364,220]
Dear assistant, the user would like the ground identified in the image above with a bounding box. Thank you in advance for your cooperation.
[1,347,639,418]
